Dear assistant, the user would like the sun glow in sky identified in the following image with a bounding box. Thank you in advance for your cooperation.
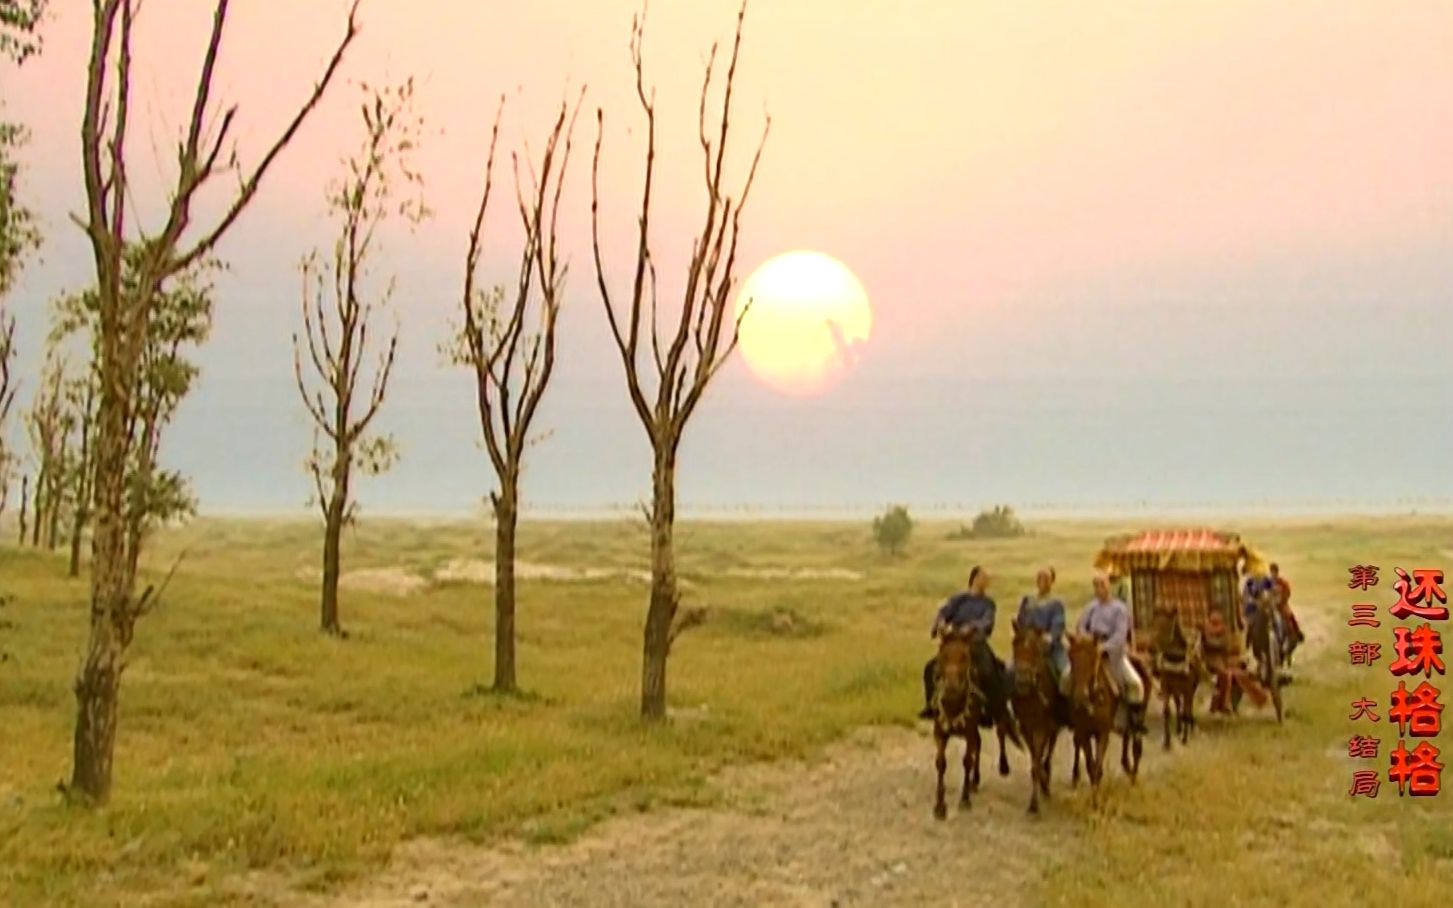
[735,251,871,397]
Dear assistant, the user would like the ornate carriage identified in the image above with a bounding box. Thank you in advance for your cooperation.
[1093,528,1267,657]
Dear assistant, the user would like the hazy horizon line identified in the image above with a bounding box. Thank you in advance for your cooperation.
[191,497,1453,523]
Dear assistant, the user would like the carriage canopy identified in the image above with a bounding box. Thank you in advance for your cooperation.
[1095,528,1267,653]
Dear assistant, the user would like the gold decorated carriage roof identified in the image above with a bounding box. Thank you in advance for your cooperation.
[1094,528,1267,576]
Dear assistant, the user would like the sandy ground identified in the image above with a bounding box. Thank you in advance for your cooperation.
[267,722,1141,908]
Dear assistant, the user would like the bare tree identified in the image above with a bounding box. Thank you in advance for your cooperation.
[65,374,95,577]
[294,80,424,637]
[25,352,71,549]
[0,0,46,519]
[71,0,359,804]
[452,92,582,693]
[0,311,16,517]
[591,2,769,720]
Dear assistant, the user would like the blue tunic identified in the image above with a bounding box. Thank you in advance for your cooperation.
[1016,595,1068,668]
[933,592,996,638]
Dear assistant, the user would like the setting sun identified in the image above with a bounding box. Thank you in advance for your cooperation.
[734,251,872,397]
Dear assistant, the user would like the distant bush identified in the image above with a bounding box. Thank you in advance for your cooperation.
[948,505,1027,540]
[872,504,913,555]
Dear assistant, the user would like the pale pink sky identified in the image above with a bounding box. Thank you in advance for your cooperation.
[5,1,1453,511]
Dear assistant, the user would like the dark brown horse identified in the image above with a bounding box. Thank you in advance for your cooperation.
[930,626,985,819]
[1009,621,1062,814]
[1149,607,1201,749]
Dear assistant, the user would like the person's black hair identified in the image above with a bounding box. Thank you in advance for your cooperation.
[1270,562,1280,572]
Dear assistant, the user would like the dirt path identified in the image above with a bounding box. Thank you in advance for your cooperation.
[273,724,1136,908]
[269,608,1330,908]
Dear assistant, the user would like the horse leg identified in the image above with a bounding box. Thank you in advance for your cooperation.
[1185,686,1198,742]
[1071,732,1082,787]
[1162,688,1173,751]
[933,728,948,820]
[968,725,983,795]
[960,735,974,809]
[1027,733,1042,815]
[1131,731,1143,782]
[998,724,1011,777]
[1090,731,1109,808]
[1043,726,1059,796]
[1121,726,1132,774]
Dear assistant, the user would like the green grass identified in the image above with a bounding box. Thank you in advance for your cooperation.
[1,515,1451,905]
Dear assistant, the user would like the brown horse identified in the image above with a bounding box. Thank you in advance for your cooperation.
[1247,589,1285,724]
[930,626,985,819]
[1009,621,1062,814]
[1149,608,1201,749]
[1067,633,1148,806]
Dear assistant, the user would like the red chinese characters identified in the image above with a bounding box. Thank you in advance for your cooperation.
[1349,565,1381,591]
[1347,735,1381,758]
[1349,697,1380,722]
[1388,681,1443,737]
[1348,770,1380,798]
[1389,625,1445,678]
[1382,565,1448,799]
[1348,604,1380,628]
[1388,741,1444,797]
[1348,641,1382,665]
[1391,568,1449,621]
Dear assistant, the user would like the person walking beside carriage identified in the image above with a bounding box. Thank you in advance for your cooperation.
[1075,572,1148,733]
[919,566,1016,734]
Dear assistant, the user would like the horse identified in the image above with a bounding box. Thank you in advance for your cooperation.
[1009,621,1063,814]
[1148,607,1201,749]
[1247,589,1285,724]
[1067,633,1148,806]
[929,626,985,819]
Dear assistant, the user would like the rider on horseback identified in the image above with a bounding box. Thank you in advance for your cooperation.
[919,566,1015,733]
[1076,572,1148,733]
[1269,563,1306,647]
[1010,567,1070,719]
[1242,573,1283,649]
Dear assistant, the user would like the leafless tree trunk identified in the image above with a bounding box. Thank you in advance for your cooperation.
[0,311,15,518]
[71,0,359,804]
[591,2,768,720]
[68,377,95,577]
[293,81,422,638]
[456,93,582,693]
[16,474,26,544]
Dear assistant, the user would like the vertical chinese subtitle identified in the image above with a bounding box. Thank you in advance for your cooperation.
[1346,563,1446,799]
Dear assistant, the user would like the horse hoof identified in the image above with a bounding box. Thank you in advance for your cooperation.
[933,804,947,821]
[999,764,1010,778]
[959,799,972,811]
[1028,801,1039,815]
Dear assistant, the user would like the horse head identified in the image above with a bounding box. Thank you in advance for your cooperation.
[936,625,977,713]
[1066,632,1106,704]
[1010,619,1051,694]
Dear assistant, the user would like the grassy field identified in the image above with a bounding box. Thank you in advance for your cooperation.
[2,515,1452,905]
